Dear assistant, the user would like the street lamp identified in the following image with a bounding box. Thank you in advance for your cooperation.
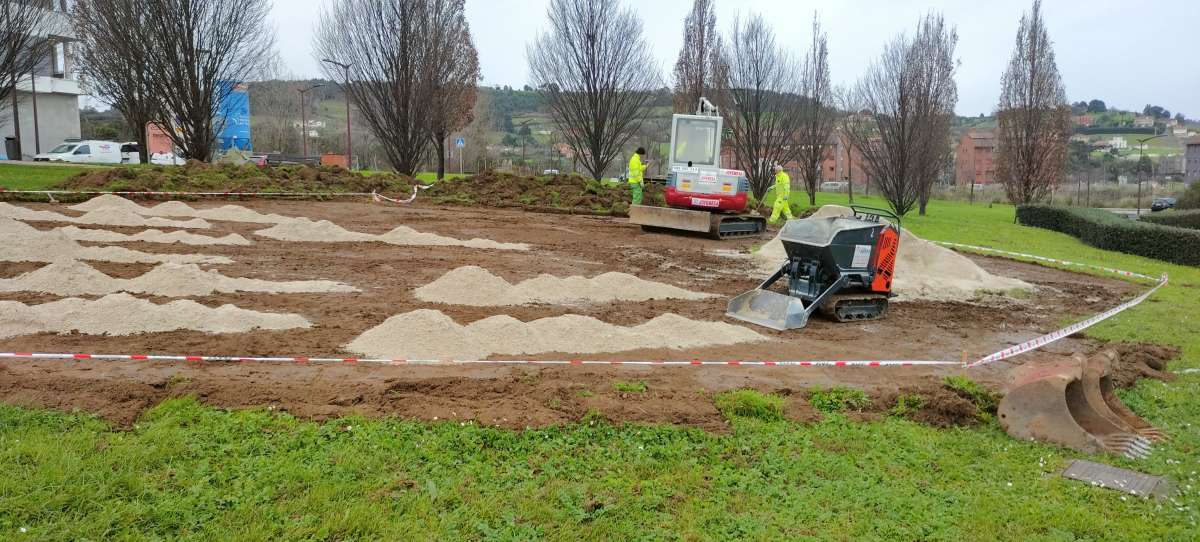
[1135,133,1166,217]
[321,59,354,169]
[297,83,324,159]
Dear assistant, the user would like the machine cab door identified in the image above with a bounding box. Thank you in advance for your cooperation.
[669,114,722,170]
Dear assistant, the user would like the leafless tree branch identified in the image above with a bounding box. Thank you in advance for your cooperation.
[671,0,720,114]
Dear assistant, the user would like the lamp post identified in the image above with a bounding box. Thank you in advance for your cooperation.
[1135,134,1166,217]
[297,83,324,159]
[321,59,354,169]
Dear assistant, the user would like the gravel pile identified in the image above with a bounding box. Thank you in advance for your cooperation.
[414,266,715,306]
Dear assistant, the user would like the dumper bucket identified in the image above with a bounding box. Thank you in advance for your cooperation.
[725,289,811,331]
[998,351,1163,459]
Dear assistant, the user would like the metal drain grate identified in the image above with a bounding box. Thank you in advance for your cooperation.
[1062,460,1174,499]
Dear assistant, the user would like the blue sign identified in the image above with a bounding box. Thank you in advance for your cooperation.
[217,82,252,152]
[455,137,466,148]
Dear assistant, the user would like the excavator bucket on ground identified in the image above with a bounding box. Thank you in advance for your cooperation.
[998,350,1165,459]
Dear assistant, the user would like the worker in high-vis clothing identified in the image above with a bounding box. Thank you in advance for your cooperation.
[769,164,794,224]
[628,147,647,205]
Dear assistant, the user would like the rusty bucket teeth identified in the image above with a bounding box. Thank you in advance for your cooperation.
[998,350,1165,459]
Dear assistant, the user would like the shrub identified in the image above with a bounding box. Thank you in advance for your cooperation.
[1141,209,1200,231]
[943,376,998,414]
[889,393,926,417]
[1178,182,1200,210]
[714,389,784,421]
[808,386,871,413]
[612,380,647,393]
[1016,204,1200,266]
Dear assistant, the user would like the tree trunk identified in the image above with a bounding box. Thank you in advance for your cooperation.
[435,133,446,180]
[136,122,149,164]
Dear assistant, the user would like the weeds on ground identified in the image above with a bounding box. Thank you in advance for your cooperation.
[612,380,647,394]
[943,376,999,414]
[808,386,871,413]
[713,389,784,421]
[575,390,594,398]
[889,393,926,417]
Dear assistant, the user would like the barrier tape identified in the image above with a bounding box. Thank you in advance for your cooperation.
[372,184,434,205]
[0,244,1170,371]
[0,352,958,368]
[0,188,382,198]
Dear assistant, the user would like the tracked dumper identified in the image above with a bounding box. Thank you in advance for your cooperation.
[629,98,766,240]
[726,206,900,331]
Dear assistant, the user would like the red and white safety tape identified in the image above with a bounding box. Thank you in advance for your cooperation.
[0,352,956,368]
[372,184,434,205]
[0,188,383,198]
[0,243,1171,370]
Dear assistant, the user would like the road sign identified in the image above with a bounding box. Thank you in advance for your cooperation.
[455,137,466,148]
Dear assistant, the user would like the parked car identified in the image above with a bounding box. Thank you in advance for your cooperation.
[1150,197,1177,212]
[819,181,849,193]
[542,169,560,175]
[120,142,142,164]
[150,152,185,166]
[34,140,122,164]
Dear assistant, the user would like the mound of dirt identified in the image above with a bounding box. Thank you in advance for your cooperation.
[1108,342,1180,388]
[414,266,716,306]
[0,217,231,265]
[0,293,310,340]
[254,218,529,251]
[0,261,358,297]
[345,309,767,360]
[754,205,1031,302]
[59,162,415,194]
[424,172,662,215]
[70,195,296,224]
[57,226,251,246]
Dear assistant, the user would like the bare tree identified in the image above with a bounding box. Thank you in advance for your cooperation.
[996,0,1071,205]
[1,0,63,146]
[316,0,457,174]
[712,14,804,200]
[671,0,720,114]
[527,0,659,180]
[844,13,958,216]
[248,79,302,155]
[74,0,155,163]
[426,1,480,180]
[141,0,274,161]
[794,14,835,206]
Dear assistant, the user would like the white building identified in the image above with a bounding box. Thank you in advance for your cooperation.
[1108,136,1129,150]
[0,2,82,161]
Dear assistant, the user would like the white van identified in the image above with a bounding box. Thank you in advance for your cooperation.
[34,140,123,164]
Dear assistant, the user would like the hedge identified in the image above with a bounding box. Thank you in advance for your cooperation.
[1016,205,1200,266]
[1141,210,1200,231]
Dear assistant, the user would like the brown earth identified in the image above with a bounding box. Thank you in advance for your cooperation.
[0,198,1178,429]
[58,162,415,195]
[424,171,663,215]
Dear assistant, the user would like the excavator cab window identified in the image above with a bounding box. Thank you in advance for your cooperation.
[672,117,719,167]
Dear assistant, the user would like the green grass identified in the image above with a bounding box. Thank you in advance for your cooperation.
[612,380,648,394]
[808,386,871,413]
[1,193,1199,539]
[713,389,784,421]
[0,162,99,190]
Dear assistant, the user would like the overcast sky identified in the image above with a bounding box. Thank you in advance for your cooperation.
[272,0,1200,117]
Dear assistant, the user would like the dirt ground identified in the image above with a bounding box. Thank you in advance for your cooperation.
[0,198,1169,430]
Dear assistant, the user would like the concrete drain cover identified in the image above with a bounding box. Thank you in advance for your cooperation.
[1062,459,1174,499]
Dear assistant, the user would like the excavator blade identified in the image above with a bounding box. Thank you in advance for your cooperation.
[998,350,1164,459]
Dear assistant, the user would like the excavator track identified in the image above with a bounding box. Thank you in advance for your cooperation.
[818,294,889,322]
[711,214,767,240]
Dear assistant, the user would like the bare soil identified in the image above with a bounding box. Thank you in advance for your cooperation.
[0,199,1176,429]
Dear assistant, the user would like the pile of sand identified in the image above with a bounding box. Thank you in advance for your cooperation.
[414,266,716,306]
[1,217,232,265]
[0,261,358,297]
[753,205,1030,302]
[1,201,210,229]
[0,293,310,339]
[254,219,529,251]
[56,226,251,246]
[345,309,767,360]
[70,195,295,224]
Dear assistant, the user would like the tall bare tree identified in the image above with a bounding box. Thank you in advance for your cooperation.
[1,0,62,148]
[426,1,480,180]
[74,0,155,163]
[671,0,720,114]
[844,13,958,216]
[140,0,274,161]
[527,0,659,180]
[795,15,835,206]
[712,14,804,200]
[996,0,1071,205]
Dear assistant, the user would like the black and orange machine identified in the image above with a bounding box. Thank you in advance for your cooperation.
[726,206,901,331]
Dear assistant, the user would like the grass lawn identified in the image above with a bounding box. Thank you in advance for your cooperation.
[0,162,98,190]
[1,194,1198,540]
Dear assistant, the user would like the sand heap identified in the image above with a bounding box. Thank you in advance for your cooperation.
[1,201,210,229]
[70,195,296,224]
[414,266,716,306]
[753,205,1030,302]
[1,217,232,265]
[254,219,529,251]
[0,293,310,340]
[55,226,251,246]
[345,309,767,360]
[0,261,358,297]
